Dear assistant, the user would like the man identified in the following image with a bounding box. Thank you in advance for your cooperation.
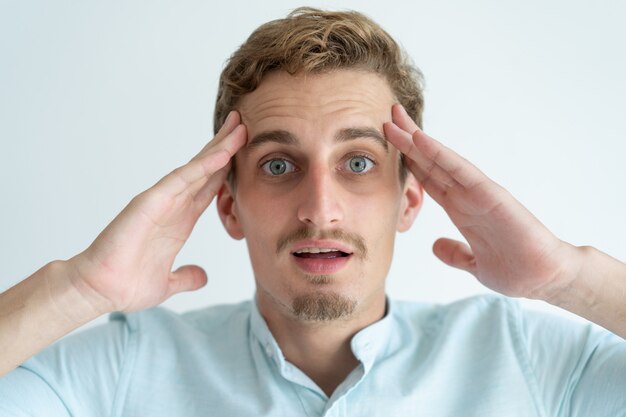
[1,7,625,416]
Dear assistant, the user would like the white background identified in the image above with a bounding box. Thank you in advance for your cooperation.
[1,1,625,332]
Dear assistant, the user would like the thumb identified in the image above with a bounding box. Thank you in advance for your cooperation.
[167,264,209,297]
[433,238,477,275]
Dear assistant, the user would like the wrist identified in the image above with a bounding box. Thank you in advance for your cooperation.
[0,259,105,375]
[532,244,626,338]
[530,242,590,306]
[45,259,109,324]
[534,244,601,315]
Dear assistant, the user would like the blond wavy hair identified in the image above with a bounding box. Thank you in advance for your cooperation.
[214,7,425,182]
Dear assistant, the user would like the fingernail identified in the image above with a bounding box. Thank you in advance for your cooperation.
[224,111,235,126]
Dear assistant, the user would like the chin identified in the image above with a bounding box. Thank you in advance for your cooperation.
[290,290,357,322]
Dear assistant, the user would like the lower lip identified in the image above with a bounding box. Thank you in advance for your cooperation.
[292,254,351,274]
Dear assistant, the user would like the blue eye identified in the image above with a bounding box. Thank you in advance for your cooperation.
[346,156,375,173]
[261,159,296,176]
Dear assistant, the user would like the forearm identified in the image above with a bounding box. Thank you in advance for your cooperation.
[0,260,103,376]
[545,244,626,339]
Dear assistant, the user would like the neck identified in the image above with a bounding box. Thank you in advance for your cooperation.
[257,292,386,397]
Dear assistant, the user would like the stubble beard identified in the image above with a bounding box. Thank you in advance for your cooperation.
[291,274,357,321]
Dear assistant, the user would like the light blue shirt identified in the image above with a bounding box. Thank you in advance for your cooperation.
[1,294,625,416]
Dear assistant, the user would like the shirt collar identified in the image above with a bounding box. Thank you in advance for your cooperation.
[349,297,394,373]
[250,297,287,369]
[250,296,395,374]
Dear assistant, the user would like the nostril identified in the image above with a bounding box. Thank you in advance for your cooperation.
[297,198,343,226]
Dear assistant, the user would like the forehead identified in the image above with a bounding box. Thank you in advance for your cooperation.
[238,70,396,135]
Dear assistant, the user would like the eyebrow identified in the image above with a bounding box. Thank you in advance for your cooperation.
[336,127,388,152]
[247,127,388,153]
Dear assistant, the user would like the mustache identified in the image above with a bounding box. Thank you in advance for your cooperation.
[276,227,368,260]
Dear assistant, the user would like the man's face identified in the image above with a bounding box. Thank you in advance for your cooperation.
[221,70,420,322]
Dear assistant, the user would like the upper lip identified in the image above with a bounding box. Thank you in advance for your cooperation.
[290,240,354,255]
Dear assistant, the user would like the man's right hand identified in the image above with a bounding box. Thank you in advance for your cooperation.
[0,111,246,375]
[66,111,246,314]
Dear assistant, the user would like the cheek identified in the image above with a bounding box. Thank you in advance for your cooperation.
[369,211,399,255]
[364,192,403,247]
[237,201,274,244]
[234,188,295,259]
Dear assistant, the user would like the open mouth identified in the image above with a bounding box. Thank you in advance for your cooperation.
[291,248,352,274]
[292,249,351,259]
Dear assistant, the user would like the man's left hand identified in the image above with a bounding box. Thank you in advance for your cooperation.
[383,103,579,301]
[384,103,626,339]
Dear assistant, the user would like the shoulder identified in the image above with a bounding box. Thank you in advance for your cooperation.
[11,301,256,416]
[20,300,255,379]
[391,293,519,331]
[390,294,615,358]
[104,301,255,360]
[114,299,253,336]
[387,294,529,356]
[107,300,255,365]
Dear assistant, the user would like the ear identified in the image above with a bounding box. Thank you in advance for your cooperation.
[217,182,245,240]
[396,173,423,232]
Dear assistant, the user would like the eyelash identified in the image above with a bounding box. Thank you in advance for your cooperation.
[259,153,377,176]
[341,153,377,175]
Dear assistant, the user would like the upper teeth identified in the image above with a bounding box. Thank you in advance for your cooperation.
[295,248,340,254]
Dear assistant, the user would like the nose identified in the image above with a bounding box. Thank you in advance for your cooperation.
[297,167,344,228]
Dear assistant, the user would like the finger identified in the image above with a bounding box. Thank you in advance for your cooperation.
[391,103,420,133]
[385,110,484,190]
[154,124,247,198]
[432,237,477,275]
[192,162,231,211]
[384,122,461,190]
[167,264,208,297]
[185,124,247,195]
[190,110,242,163]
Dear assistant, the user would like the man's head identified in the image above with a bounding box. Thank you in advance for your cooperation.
[216,8,424,324]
